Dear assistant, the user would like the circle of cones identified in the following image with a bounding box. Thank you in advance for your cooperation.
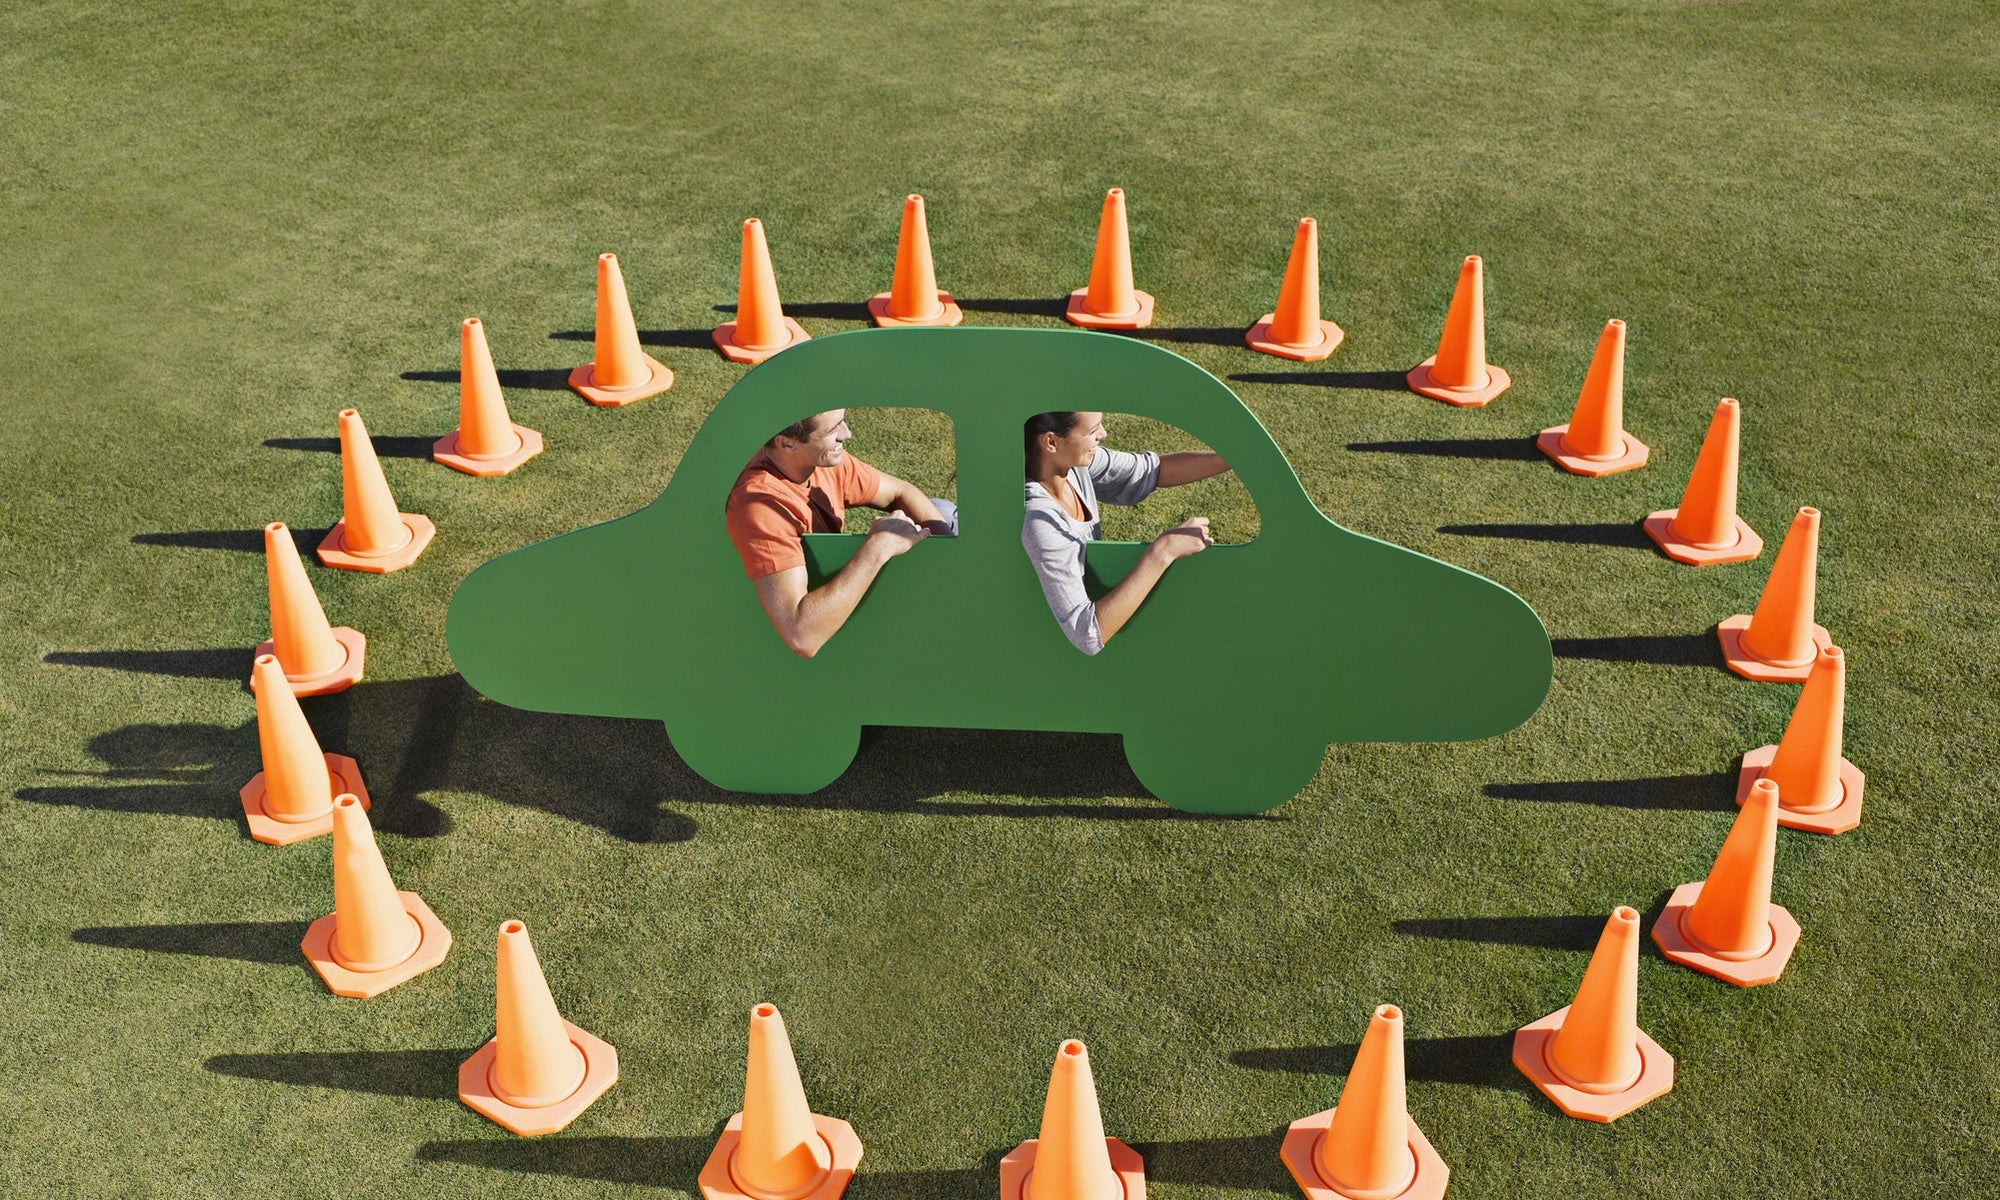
[196,181,1868,1188]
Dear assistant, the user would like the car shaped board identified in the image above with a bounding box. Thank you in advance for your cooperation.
[447,327,1553,815]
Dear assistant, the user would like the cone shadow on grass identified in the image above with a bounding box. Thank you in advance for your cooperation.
[1483,773,1736,810]
[1348,438,1543,461]
[263,435,434,459]
[1231,370,1409,391]
[1550,634,1722,667]
[549,328,719,350]
[14,698,453,837]
[1131,1131,1294,1189]
[1125,326,1249,347]
[1439,522,1653,549]
[44,649,246,680]
[132,528,328,554]
[72,921,304,964]
[416,1136,717,1188]
[955,296,1071,317]
[1392,915,1607,950]
[713,300,874,321]
[206,1049,474,1099]
[17,721,253,820]
[399,368,574,390]
[1232,1034,1526,1092]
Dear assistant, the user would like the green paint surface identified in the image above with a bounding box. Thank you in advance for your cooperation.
[447,328,1552,812]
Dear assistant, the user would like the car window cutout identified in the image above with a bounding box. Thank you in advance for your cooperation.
[832,407,956,533]
[1075,414,1257,545]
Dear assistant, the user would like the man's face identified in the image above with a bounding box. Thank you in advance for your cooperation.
[791,410,852,467]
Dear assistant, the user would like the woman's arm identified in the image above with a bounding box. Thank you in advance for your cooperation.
[1091,518,1213,646]
[1156,451,1230,487]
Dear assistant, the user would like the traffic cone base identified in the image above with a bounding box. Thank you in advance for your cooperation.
[1512,1005,1673,1122]
[1246,315,1344,362]
[459,1018,618,1137]
[1651,880,1800,987]
[434,424,544,477]
[251,626,366,696]
[301,889,451,998]
[1537,424,1649,476]
[1280,1109,1447,1200]
[713,317,811,366]
[1065,287,1155,331]
[569,354,675,406]
[1717,613,1832,682]
[1407,356,1510,407]
[318,513,435,573]
[240,753,367,845]
[869,290,963,328]
[1000,1136,1146,1200]
[1643,508,1763,566]
[701,1111,861,1200]
[1738,744,1865,834]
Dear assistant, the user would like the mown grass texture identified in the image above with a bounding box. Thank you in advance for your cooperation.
[1,2,1997,1197]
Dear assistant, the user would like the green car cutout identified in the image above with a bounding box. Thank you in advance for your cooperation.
[446,327,1552,815]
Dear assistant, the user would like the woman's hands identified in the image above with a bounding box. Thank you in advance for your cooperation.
[1148,516,1214,562]
[1095,516,1214,648]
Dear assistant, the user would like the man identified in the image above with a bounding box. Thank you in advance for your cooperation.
[725,409,955,658]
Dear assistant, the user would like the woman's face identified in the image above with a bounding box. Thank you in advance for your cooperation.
[1049,412,1106,471]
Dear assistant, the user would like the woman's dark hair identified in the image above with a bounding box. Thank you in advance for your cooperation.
[1024,411,1083,478]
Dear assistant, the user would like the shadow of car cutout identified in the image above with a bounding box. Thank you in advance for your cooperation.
[447,327,1551,814]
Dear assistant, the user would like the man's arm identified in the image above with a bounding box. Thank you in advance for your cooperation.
[869,471,948,532]
[750,516,928,658]
[1156,451,1230,487]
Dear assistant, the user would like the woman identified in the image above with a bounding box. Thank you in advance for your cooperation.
[1022,411,1231,655]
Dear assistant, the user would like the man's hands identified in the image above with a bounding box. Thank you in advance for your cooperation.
[862,514,931,562]
[754,514,931,660]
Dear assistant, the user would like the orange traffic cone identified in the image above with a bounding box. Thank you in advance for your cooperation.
[569,253,675,405]
[1280,1005,1449,1200]
[715,219,811,364]
[1513,906,1674,1122]
[1246,218,1344,362]
[1408,255,1509,406]
[869,195,962,328]
[1000,1040,1145,1200]
[1654,778,1802,986]
[1066,188,1155,330]
[1739,645,1865,834]
[699,1004,862,1200]
[435,318,544,475]
[252,522,364,695]
[317,408,436,573]
[300,795,451,997]
[1538,319,1649,475]
[1718,506,1832,680]
[240,654,368,845]
[1644,397,1763,565]
[459,920,619,1135]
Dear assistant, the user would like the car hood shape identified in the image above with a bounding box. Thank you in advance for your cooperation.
[447,327,1552,814]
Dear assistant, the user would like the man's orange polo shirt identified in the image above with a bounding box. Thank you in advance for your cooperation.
[724,449,883,578]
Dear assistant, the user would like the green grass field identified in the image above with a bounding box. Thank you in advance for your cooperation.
[4,2,1997,1196]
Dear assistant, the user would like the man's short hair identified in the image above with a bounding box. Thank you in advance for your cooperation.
[770,413,824,447]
